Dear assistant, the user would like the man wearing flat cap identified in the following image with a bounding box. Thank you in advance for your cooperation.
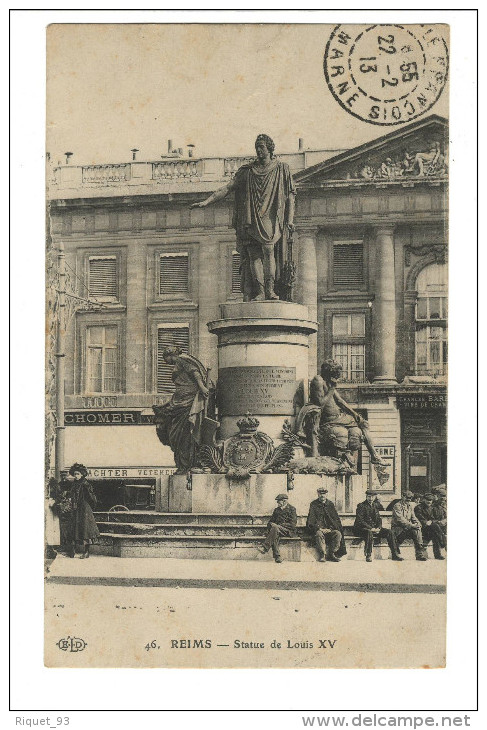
[306,488,346,562]
[354,490,403,562]
[391,491,427,561]
[259,494,297,563]
[432,487,447,547]
[415,492,446,560]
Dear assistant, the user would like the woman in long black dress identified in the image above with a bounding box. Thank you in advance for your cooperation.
[65,463,100,558]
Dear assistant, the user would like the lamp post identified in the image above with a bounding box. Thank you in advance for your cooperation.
[54,241,66,481]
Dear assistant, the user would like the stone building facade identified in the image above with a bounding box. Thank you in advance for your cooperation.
[48,115,447,512]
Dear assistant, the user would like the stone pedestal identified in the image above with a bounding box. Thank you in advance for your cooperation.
[207,301,318,441]
[169,472,365,516]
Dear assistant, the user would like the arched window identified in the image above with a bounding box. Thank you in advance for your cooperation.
[415,263,447,376]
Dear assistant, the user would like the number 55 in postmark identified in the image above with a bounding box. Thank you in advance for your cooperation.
[324,24,449,126]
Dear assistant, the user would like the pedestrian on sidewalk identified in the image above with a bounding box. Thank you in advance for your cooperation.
[391,491,427,561]
[353,489,403,562]
[259,494,297,563]
[306,487,346,563]
[415,493,446,560]
[65,463,100,559]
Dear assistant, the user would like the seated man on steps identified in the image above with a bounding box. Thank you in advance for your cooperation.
[306,487,346,563]
[432,487,447,547]
[391,491,428,561]
[259,493,297,563]
[414,493,446,560]
[353,489,403,562]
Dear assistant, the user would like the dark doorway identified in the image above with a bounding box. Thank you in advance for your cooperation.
[91,479,156,511]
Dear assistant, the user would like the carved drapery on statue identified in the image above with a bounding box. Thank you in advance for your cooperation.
[153,353,216,474]
[232,156,296,301]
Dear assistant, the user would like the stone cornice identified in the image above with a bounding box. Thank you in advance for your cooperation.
[296,177,447,191]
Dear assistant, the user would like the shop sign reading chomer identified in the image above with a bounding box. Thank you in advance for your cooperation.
[217,366,297,415]
[64,411,155,425]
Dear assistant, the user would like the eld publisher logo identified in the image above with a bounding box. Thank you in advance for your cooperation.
[56,636,87,652]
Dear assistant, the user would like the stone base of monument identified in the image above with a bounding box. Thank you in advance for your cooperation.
[169,472,363,516]
[91,471,435,561]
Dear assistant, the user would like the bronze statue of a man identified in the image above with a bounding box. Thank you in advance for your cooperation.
[191,134,296,301]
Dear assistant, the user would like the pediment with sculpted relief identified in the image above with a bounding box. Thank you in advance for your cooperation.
[295,114,448,185]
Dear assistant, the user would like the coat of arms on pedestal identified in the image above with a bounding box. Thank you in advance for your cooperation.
[198,414,295,479]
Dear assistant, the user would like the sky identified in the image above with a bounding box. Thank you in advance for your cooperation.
[46,23,449,166]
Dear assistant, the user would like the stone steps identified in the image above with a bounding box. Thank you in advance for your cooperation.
[94,511,377,528]
[99,522,266,537]
[91,511,443,561]
[94,511,276,526]
[92,532,441,562]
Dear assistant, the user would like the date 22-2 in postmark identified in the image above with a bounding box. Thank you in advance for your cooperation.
[324,24,449,126]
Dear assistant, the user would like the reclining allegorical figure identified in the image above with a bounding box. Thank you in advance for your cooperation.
[295,360,386,470]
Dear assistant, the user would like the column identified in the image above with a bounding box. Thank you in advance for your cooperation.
[198,238,220,378]
[297,228,318,382]
[373,226,397,382]
[125,241,146,392]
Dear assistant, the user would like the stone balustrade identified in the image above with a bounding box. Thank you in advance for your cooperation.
[82,163,131,184]
[152,159,202,180]
[224,157,254,177]
[48,148,395,197]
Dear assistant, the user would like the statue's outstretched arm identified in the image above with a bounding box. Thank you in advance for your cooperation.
[190,179,236,208]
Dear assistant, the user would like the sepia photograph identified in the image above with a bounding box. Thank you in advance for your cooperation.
[42,21,454,671]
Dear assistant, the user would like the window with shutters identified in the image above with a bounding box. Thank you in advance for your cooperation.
[86,325,119,393]
[156,324,190,392]
[332,239,364,288]
[415,263,448,376]
[331,313,366,382]
[231,251,241,295]
[159,253,189,297]
[88,256,119,302]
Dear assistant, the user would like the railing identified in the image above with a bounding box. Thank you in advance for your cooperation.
[49,150,355,194]
[82,164,131,184]
[152,160,202,180]
[224,157,254,177]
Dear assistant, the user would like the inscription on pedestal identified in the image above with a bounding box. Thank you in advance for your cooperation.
[218,366,297,415]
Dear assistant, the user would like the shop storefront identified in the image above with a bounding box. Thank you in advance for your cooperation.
[63,397,176,511]
[398,392,447,495]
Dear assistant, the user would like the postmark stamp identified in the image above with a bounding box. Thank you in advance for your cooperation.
[324,24,449,126]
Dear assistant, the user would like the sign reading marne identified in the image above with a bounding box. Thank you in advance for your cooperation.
[218,366,297,415]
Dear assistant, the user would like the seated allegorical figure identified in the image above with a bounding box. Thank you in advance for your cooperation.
[295,359,386,469]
